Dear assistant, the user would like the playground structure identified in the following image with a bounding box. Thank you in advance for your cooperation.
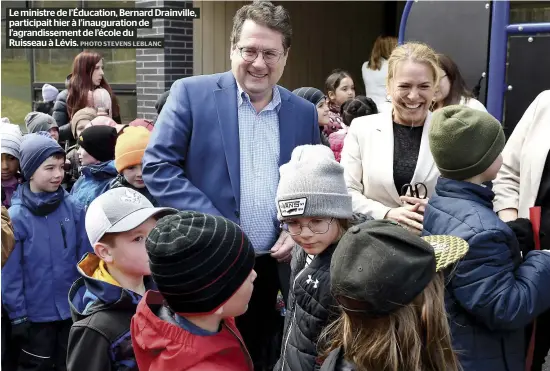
[398,0,550,137]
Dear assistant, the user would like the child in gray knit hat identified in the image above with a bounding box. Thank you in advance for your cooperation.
[24,111,59,142]
[275,144,354,371]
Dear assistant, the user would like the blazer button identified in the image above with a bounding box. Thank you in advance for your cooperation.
[234,210,240,218]
[350,226,360,234]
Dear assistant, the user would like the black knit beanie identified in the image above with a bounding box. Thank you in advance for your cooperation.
[77,125,117,162]
[146,211,256,315]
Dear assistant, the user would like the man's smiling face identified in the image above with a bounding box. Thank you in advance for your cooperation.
[230,20,288,101]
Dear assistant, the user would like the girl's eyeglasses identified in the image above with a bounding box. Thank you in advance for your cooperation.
[281,218,334,236]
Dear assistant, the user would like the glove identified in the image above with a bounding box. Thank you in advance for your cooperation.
[11,319,31,343]
[506,218,535,257]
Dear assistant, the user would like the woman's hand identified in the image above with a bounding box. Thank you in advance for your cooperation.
[498,208,518,222]
[385,203,424,235]
[400,195,429,214]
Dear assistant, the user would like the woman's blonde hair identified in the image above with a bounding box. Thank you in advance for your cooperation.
[321,272,461,371]
[386,42,440,91]
[368,36,398,71]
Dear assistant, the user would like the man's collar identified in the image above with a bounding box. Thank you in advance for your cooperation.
[237,82,281,112]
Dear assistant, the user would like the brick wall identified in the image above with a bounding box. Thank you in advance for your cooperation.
[135,0,194,121]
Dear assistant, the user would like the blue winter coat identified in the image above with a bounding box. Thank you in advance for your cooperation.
[70,161,117,209]
[423,178,550,371]
[2,185,92,323]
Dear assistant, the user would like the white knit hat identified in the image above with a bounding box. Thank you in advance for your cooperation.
[276,145,352,220]
[0,123,23,160]
[42,84,59,103]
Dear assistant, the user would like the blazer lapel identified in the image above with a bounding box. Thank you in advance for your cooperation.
[411,111,436,184]
[277,88,296,166]
[214,72,240,208]
[375,111,402,204]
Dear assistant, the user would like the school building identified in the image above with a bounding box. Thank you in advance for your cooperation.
[1,0,548,126]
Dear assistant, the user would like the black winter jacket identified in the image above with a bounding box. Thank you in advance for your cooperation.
[276,243,339,371]
[277,213,372,371]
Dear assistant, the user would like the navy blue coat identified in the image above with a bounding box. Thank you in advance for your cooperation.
[423,178,550,371]
[2,185,92,322]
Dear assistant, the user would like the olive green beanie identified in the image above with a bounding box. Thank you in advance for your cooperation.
[429,105,505,180]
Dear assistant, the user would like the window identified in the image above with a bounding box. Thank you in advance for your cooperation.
[510,2,550,23]
[116,94,137,123]
[1,1,32,126]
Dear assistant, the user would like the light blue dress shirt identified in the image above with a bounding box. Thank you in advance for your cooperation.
[237,84,281,253]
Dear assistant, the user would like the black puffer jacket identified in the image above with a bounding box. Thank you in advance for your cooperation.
[276,213,372,371]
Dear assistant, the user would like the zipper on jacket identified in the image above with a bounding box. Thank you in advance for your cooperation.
[281,265,308,370]
[60,221,68,249]
[225,323,254,371]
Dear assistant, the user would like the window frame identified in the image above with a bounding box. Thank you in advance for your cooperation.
[28,0,137,121]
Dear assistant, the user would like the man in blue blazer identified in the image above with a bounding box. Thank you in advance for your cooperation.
[142,2,320,369]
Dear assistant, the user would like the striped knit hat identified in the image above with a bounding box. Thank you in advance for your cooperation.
[146,211,255,315]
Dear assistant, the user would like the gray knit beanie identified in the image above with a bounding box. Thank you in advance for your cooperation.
[276,145,352,220]
[24,112,58,134]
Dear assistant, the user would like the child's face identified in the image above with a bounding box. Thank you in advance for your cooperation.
[329,77,355,107]
[221,269,257,317]
[482,154,503,182]
[316,99,330,126]
[122,164,145,189]
[29,155,65,193]
[101,217,157,277]
[48,128,59,142]
[1,153,19,181]
[77,146,99,166]
[75,120,90,138]
[286,217,341,255]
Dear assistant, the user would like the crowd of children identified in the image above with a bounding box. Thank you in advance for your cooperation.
[2,21,550,371]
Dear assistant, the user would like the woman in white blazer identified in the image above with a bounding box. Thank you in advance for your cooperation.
[494,90,550,221]
[493,90,550,371]
[361,36,397,112]
[342,42,441,235]
[432,54,487,112]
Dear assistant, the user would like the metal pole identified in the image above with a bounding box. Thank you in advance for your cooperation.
[486,0,509,122]
[398,0,415,45]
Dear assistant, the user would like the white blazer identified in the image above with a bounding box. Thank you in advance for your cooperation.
[341,110,440,219]
[493,90,550,218]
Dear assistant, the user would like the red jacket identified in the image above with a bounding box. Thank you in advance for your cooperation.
[131,290,253,371]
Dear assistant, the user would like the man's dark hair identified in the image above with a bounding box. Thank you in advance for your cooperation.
[230,1,292,52]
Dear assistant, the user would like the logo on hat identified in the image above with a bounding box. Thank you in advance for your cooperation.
[120,189,141,204]
[278,198,307,217]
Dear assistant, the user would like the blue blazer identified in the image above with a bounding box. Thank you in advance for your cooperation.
[142,71,321,223]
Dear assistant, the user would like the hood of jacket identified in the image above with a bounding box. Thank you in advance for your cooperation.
[81,160,118,179]
[69,253,154,322]
[11,182,66,216]
[131,290,253,371]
